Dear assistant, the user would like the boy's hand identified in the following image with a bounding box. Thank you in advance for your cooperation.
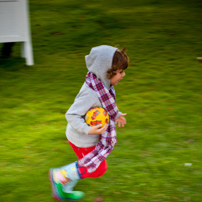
[88,123,108,135]
[115,113,127,127]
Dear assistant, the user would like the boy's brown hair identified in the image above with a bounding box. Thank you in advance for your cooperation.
[107,48,129,79]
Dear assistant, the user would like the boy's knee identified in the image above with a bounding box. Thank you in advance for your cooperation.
[92,160,108,178]
[79,160,108,178]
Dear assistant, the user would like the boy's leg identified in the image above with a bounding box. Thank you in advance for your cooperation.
[49,161,84,201]
[69,141,108,178]
[50,141,108,200]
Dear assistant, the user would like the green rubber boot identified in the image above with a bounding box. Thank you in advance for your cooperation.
[49,162,84,201]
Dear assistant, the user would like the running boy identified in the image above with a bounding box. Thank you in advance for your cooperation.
[49,45,129,201]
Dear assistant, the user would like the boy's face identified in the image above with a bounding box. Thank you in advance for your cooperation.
[110,69,126,86]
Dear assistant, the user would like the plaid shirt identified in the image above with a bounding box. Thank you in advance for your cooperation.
[78,72,118,173]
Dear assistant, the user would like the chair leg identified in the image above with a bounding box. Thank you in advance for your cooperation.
[1,42,15,58]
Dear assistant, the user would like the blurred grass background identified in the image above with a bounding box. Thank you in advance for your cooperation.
[0,0,202,201]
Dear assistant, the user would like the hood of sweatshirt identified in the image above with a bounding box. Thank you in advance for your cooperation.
[85,45,118,89]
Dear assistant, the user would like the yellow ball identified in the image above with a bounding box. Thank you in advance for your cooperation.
[85,107,109,127]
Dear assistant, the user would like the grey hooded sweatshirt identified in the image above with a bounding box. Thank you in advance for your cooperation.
[65,45,121,148]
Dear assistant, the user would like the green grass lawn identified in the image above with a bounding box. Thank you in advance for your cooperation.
[0,0,202,201]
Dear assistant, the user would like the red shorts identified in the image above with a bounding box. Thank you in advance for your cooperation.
[69,141,107,178]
